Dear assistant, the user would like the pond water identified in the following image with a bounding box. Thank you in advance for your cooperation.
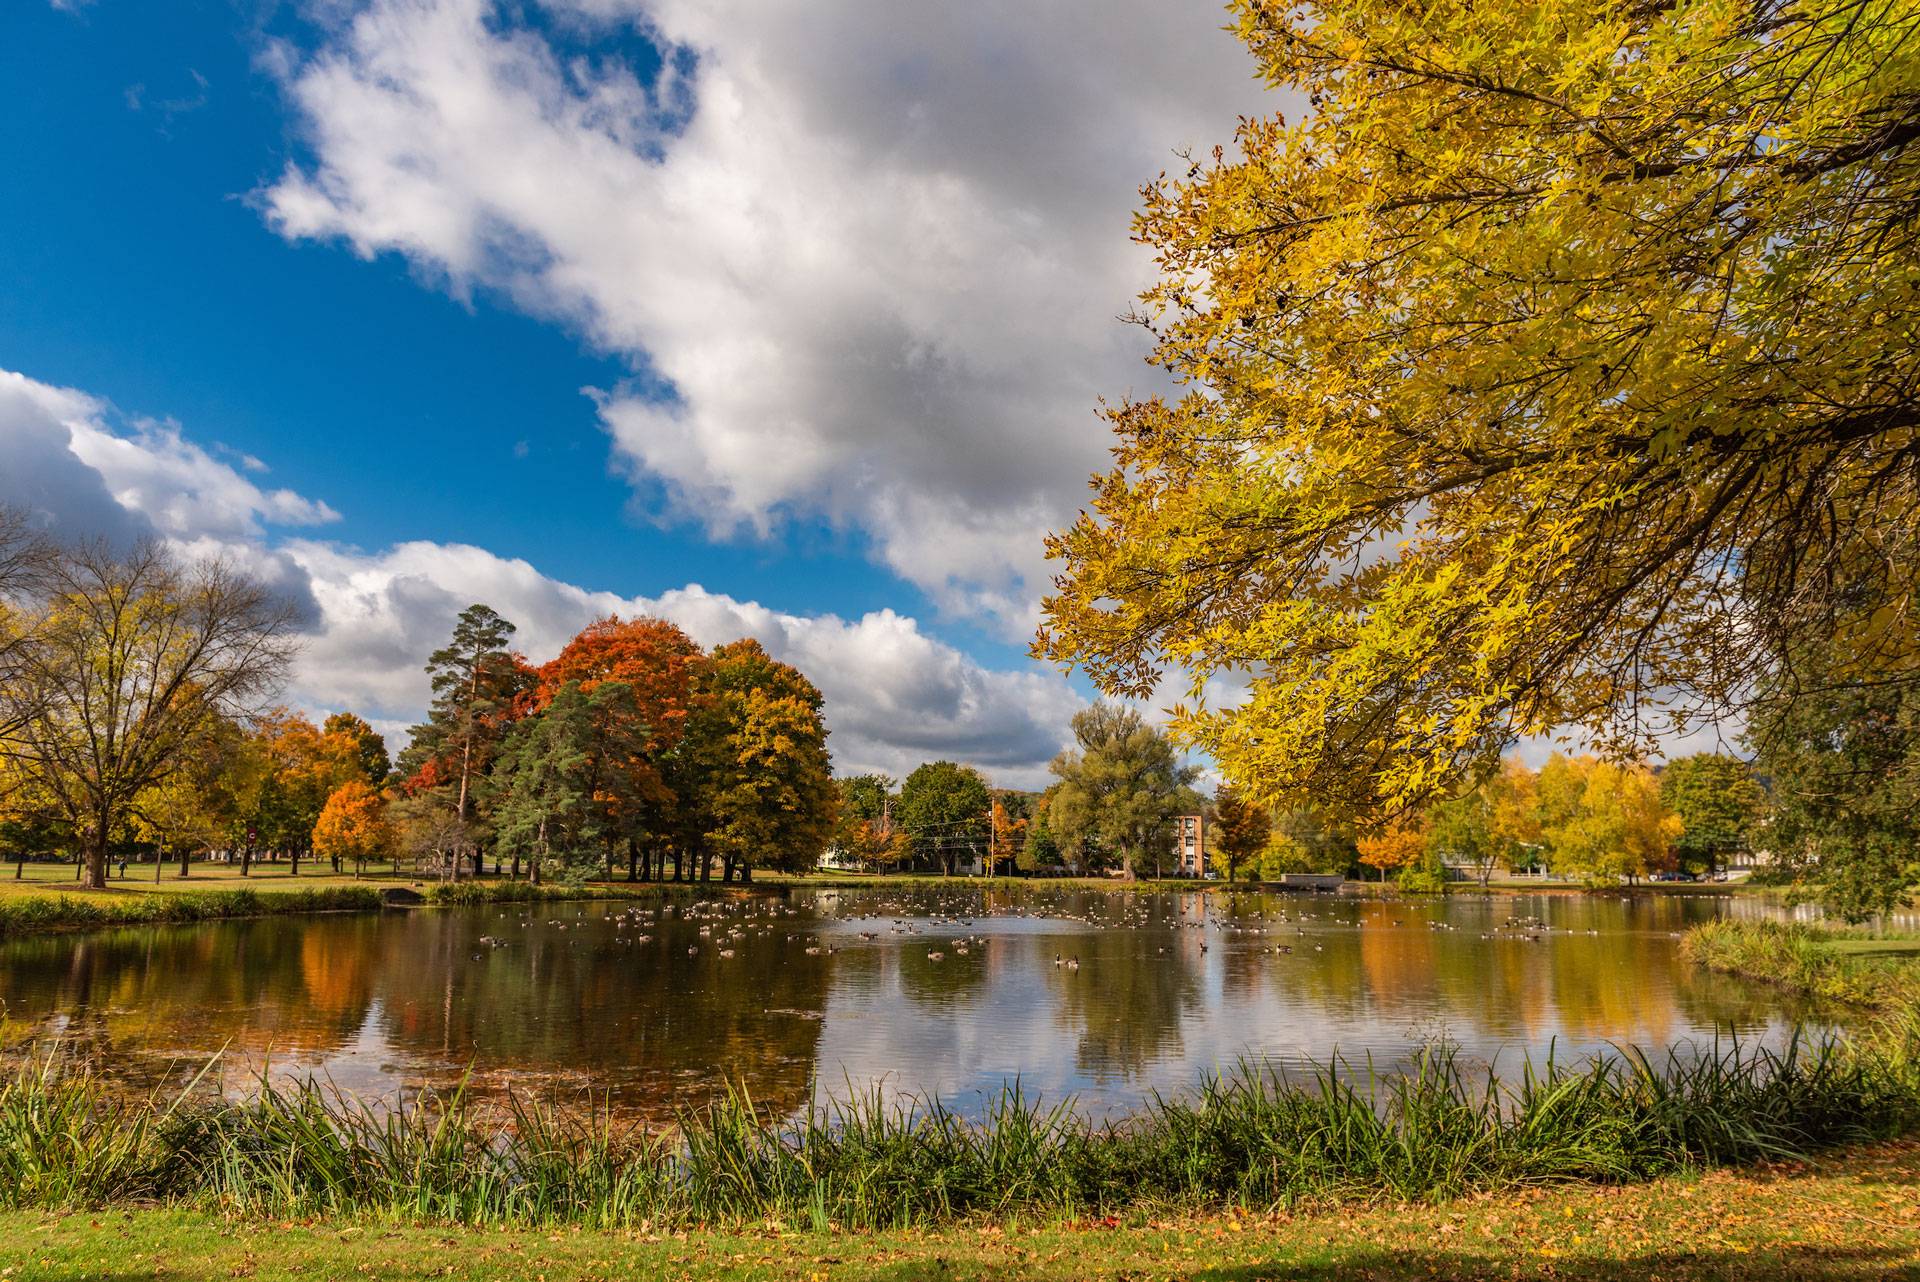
[0,886,1821,1121]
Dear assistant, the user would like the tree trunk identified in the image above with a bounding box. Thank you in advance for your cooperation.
[291,847,300,877]
[179,843,190,878]
[85,815,109,890]
[722,852,737,883]
[627,839,639,882]
[240,844,252,877]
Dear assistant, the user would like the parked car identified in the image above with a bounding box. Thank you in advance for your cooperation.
[1651,870,1696,883]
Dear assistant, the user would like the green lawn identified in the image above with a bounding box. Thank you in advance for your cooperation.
[0,860,426,899]
[9,1141,1917,1281]
[0,863,1218,905]
[1831,936,1920,959]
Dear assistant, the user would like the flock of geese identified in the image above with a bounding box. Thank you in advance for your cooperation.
[465,890,1643,967]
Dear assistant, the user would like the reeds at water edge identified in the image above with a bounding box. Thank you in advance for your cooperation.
[3,1024,1914,1230]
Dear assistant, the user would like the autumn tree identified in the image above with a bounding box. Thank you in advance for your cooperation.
[1020,789,1063,872]
[322,712,391,786]
[899,760,991,876]
[0,542,293,888]
[312,779,394,877]
[1356,819,1426,885]
[1269,808,1355,878]
[1255,829,1322,880]
[134,711,258,879]
[1038,0,1920,826]
[834,773,911,869]
[988,797,1028,876]
[680,640,834,881]
[1046,703,1199,878]
[538,615,700,873]
[1485,760,1545,873]
[1210,783,1270,883]
[1428,789,1498,888]
[247,710,370,874]
[1539,756,1681,885]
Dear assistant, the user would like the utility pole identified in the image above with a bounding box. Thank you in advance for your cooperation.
[986,791,1001,878]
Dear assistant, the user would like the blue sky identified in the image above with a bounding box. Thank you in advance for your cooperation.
[1,0,1267,785]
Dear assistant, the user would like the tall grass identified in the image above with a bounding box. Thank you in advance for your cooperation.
[1682,919,1920,1010]
[0,886,386,940]
[3,1029,1914,1229]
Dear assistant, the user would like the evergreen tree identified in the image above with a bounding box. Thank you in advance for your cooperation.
[492,683,599,885]
[402,604,528,874]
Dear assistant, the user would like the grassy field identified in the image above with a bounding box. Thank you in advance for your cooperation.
[0,859,1778,902]
[8,1140,1916,1281]
[0,860,435,898]
[0,862,1210,899]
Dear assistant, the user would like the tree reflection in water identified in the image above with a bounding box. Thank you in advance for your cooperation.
[0,887,1826,1123]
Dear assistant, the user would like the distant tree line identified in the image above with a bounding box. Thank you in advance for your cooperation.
[0,505,837,885]
[830,703,1205,879]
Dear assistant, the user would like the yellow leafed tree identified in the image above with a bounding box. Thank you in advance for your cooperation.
[1356,818,1427,883]
[312,780,394,878]
[1037,0,1920,820]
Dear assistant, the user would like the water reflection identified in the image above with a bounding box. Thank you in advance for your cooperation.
[0,887,1822,1121]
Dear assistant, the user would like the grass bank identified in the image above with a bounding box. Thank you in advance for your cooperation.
[1682,919,1920,1011]
[6,1142,1916,1280]
[0,885,387,940]
[0,878,725,940]
[3,1032,1916,1232]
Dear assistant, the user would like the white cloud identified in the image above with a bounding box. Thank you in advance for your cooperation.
[66,417,340,540]
[0,366,1080,787]
[260,0,1277,630]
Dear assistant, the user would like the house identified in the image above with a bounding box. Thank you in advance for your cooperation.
[1172,814,1207,878]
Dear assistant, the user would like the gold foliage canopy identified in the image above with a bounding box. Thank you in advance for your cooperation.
[1038,0,1920,817]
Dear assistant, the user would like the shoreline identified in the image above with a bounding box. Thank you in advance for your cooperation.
[0,867,1781,942]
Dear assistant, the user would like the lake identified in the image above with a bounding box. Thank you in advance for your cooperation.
[0,885,1821,1121]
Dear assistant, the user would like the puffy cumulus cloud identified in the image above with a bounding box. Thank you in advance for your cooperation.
[1,365,1081,787]
[0,371,152,547]
[0,370,328,623]
[260,0,1275,629]
[66,418,340,541]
